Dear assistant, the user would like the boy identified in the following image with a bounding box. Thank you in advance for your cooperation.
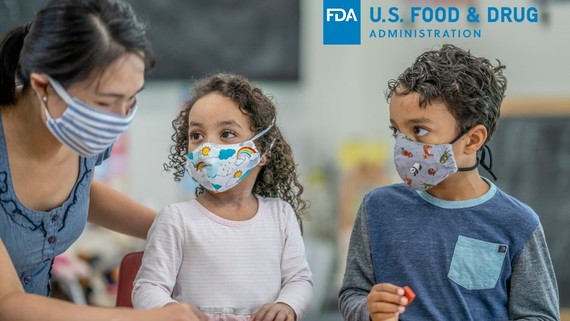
[339,44,559,320]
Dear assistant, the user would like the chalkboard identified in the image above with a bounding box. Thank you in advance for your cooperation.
[487,115,570,307]
[0,0,300,81]
[0,0,42,30]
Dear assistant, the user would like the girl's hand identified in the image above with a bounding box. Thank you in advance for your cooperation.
[367,283,407,321]
[251,302,296,321]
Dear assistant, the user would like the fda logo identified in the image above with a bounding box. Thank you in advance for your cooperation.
[326,8,358,22]
[323,0,361,45]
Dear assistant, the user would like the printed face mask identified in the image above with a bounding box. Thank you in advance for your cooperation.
[393,133,460,190]
[43,75,137,157]
[186,123,274,193]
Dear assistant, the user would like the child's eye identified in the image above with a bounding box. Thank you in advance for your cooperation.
[189,132,203,140]
[389,126,399,137]
[414,127,429,136]
[221,131,237,139]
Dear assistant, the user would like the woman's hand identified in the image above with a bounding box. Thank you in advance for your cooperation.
[252,302,296,321]
[134,303,207,321]
[367,283,407,321]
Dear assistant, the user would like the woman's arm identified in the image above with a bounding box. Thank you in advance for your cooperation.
[0,239,198,321]
[88,180,156,239]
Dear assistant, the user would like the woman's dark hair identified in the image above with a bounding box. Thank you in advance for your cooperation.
[0,0,155,106]
[387,44,507,142]
[164,73,309,226]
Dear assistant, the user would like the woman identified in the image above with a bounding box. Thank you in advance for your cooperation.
[0,0,200,320]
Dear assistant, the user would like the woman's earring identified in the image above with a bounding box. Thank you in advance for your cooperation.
[42,96,48,102]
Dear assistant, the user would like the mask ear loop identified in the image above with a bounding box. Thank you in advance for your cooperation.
[251,119,276,159]
[43,75,73,105]
[262,138,277,158]
[454,126,498,181]
[40,75,69,121]
[251,119,276,141]
[478,144,497,181]
[452,127,478,172]
[456,144,497,180]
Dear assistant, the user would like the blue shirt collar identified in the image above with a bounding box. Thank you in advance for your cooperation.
[416,176,497,209]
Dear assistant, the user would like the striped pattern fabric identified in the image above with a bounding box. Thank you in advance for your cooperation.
[44,75,136,156]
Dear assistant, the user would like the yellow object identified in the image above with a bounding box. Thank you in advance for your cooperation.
[338,139,388,170]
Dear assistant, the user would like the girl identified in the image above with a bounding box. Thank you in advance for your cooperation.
[132,73,313,321]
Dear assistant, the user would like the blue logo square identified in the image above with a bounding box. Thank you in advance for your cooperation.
[323,0,361,45]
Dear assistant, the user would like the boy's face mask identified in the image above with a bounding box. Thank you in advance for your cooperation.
[186,123,274,193]
[393,131,465,190]
[43,75,137,157]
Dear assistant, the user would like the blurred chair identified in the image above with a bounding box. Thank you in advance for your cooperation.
[116,251,144,307]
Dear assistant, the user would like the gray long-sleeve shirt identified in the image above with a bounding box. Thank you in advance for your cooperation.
[339,182,559,321]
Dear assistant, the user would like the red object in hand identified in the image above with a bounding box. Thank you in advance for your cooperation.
[402,286,416,306]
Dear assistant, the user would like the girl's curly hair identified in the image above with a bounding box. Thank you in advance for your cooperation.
[163,73,309,226]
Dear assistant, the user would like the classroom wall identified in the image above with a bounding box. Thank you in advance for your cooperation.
[126,0,570,211]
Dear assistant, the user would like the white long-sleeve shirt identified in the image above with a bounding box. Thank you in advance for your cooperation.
[132,195,313,319]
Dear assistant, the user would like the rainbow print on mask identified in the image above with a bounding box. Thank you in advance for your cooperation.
[236,146,257,165]
[195,162,206,171]
[237,146,255,158]
[186,143,261,193]
[186,122,274,193]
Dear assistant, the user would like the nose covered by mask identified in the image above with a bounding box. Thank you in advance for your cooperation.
[186,123,275,193]
[393,133,461,190]
[42,75,137,157]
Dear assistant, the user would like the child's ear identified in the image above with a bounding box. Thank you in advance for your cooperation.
[464,124,488,155]
[259,154,269,166]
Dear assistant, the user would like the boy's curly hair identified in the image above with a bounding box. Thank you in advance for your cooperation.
[387,44,507,142]
[163,73,309,225]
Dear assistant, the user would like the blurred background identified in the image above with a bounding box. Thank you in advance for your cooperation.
[2,0,569,319]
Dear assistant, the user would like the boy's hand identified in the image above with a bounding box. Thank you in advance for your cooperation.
[252,302,296,321]
[367,283,408,321]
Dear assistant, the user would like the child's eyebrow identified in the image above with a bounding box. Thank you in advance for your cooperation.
[406,117,433,125]
[218,120,242,128]
[389,118,432,126]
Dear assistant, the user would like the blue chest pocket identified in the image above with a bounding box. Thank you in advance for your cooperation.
[448,235,507,290]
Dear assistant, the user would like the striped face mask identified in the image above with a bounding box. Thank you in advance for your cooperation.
[186,123,274,193]
[43,75,137,157]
